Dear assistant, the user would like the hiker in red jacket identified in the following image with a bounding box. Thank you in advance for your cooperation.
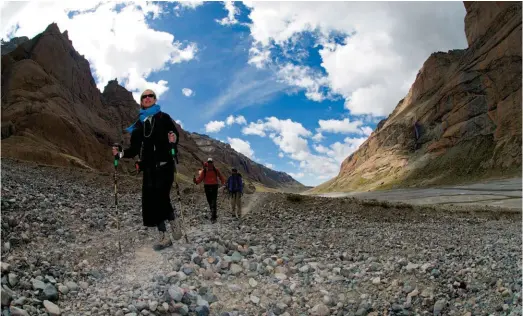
[193,158,225,223]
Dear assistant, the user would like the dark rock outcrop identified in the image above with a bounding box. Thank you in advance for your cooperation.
[312,1,521,193]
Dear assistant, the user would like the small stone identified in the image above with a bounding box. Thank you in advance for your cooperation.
[8,273,18,287]
[0,262,11,273]
[43,284,59,301]
[148,301,158,311]
[405,262,419,272]
[32,279,46,290]
[309,303,330,316]
[229,264,243,275]
[172,303,189,315]
[9,306,30,316]
[195,305,210,316]
[1,288,13,306]
[275,273,287,280]
[299,265,310,273]
[249,278,258,288]
[372,277,381,285]
[58,285,69,295]
[433,299,446,315]
[65,282,79,291]
[43,300,61,316]
[169,286,184,302]
[250,295,260,304]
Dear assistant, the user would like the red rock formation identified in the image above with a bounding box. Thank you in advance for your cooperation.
[312,1,521,193]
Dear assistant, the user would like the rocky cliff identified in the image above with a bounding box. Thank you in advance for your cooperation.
[1,23,305,192]
[312,1,521,193]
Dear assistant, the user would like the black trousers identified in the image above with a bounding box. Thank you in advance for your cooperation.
[204,184,219,220]
[142,162,176,229]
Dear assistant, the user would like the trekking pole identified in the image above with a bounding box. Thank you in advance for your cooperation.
[170,141,189,243]
[113,143,122,254]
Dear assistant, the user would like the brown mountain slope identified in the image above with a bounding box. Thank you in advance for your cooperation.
[311,1,522,193]
[1,23,305,192]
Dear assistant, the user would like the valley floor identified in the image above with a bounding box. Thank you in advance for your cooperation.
[315,178,522,210]
[1,158,521,316]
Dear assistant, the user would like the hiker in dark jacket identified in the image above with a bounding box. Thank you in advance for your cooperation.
[226,168,243,218]
[112,89,182,251]
[193,158,225,223]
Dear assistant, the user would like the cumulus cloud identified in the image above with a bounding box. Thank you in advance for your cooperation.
[312,133,325,142]
[1,1,198,103]
[226,115,247,125]
[216,1,239,26]
[182,88,194,97]
[264,163,274,169]
[175,119,183,128]
[317,118,363,134]
[204,120,225,133]
[227,137,255,159]
[243,2,467,116]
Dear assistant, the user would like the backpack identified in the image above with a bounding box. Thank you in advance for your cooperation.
[203,165,218,181]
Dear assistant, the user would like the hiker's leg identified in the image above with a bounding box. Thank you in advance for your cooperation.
[210,185,218,221]
[230,192,235,215]
[155,163,175,222]
[142,167,158,227]
[237,194,242,217]
[204,185,213,209]
[157,220,166,232]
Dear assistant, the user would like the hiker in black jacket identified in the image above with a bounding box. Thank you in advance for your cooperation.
[112,89,182,251]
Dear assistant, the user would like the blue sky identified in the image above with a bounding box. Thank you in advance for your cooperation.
[1,1,468,186]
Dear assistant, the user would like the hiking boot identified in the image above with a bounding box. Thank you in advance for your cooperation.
[170,218,183,241]
[153,232,172,251]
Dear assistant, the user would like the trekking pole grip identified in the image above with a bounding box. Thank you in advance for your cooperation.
[113,143,122,167]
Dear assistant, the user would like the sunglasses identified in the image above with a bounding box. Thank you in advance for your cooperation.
[141,94,156,100]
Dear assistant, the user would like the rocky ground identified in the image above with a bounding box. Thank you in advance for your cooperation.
[1,158,521,316]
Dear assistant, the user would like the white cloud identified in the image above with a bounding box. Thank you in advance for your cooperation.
[317,118,363,134]
[243,2,467,117]
[175,1,204,10]
[312,133,325,142]
[182,88,194,97]
[277,63,330,102]
[226,115,247,126]
[278,152,284,158]
[1,1,198,104]
[248,45,271,69]
[264,163,274,169]
[216,0,239,26]
[360,126,373,136]
[204,120,226,133]
[175,119,184,128]
[227,137,255,159]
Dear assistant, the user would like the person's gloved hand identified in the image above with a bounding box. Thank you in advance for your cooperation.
[168,131,177,143]
[112,144,122,160]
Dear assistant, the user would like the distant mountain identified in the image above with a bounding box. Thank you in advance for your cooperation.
[310,1,522,193]
[1,23,305,192]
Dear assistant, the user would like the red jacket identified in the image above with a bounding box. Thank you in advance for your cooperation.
[195,163,225,185]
